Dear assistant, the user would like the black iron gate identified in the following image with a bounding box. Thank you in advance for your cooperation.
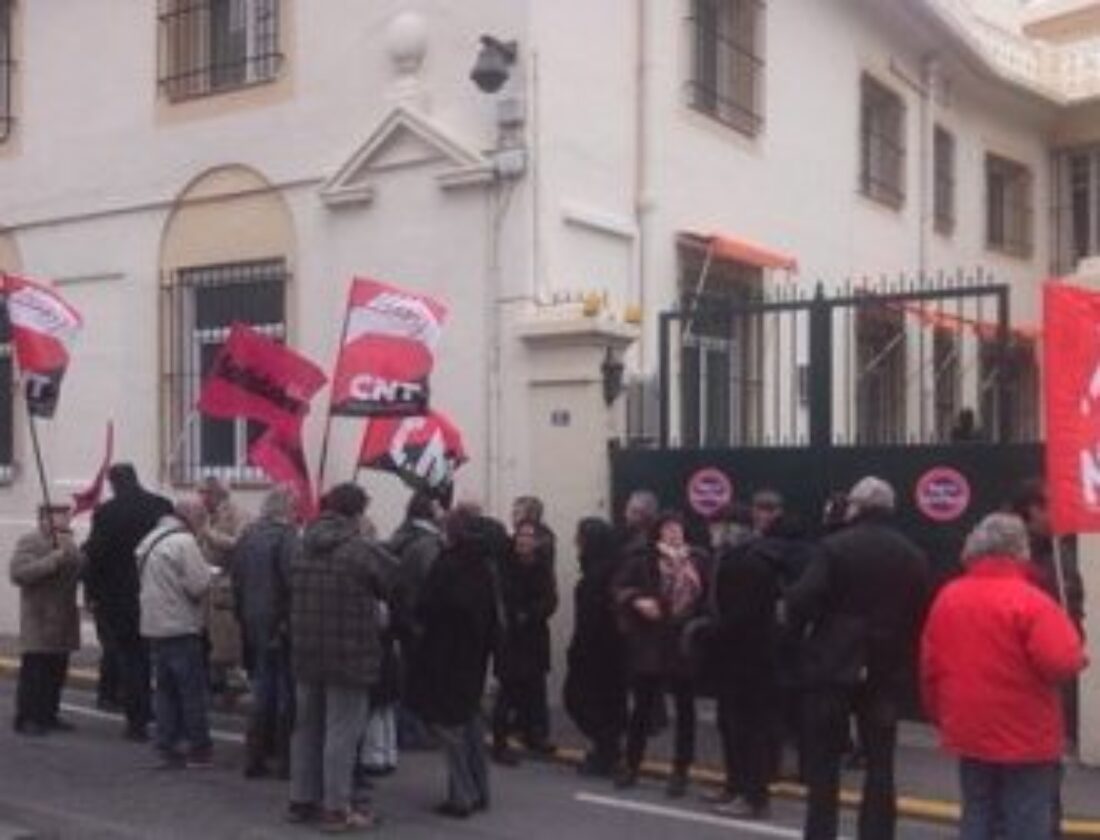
[618,276,1043,575]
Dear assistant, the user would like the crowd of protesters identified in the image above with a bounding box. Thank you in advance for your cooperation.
[4,461,1088,839]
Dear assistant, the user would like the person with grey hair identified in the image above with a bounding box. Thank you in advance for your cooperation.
[787,476,929,840]
[922,513,1085,840]
[136,496,214,768]
[231,484,300,779]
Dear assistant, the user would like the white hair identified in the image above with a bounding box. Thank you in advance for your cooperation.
[962,513,1031,565]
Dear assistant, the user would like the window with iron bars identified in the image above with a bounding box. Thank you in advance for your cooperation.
[1053,148,1100,273]
[165,259,286,484]
[860,74,906,208]
[158,0,282,101]
[688,0,765,136]
[0,0,13,142]
[986,153,1033,258]
[933,125,956,235]
[0,304,12,481]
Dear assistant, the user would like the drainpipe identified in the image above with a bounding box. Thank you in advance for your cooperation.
[634,0,651,428]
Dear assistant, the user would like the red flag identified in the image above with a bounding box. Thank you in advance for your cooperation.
[359,411,467,489]
[331,278,448,417]
[249,425,318,521]
[71,422,114,518]
[2,273,83,417]
[198,323,327,437]
[1044,280,1100,534]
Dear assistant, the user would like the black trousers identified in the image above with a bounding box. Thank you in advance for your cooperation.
[802,685,898,840]
[15,652,69,728]
[716,677,775,807]
[99,619,151,731]
[93,613,121,706]
[625,675,695,771]
[492,673,550,747]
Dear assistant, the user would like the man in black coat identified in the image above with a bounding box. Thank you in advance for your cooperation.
[83,463,173,740]
[787,477,929,840]
[406,511,500,819]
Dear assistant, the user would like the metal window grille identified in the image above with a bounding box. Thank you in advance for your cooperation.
[860,75,906,207]
[933,126,956,234]
[0,0,13,142]
[688,0,765,136]
[158,0,282,101]
[986,153,1033,258]
[164,258,287,484]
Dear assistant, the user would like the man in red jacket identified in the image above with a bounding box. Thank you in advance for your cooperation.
[921,513,1086,840]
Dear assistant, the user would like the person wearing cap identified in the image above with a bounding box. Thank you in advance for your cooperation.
[11,504,84,736]
[787,476,929,840]
[921,513,1085,840]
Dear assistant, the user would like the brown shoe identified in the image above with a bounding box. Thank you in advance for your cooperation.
[319,808,381,833]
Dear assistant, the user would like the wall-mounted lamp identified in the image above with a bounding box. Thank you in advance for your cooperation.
[601,348,625,406]
[470,35,517,94]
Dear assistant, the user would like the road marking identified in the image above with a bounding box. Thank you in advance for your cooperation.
[575,792,853,839]
[59,702,245,744]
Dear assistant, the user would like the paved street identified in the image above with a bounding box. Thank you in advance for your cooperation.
[0,683,958,840]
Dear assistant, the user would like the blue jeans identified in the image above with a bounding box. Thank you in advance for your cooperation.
[252,646,294,728]
[959,758,1057,840]
[151,635,212,756]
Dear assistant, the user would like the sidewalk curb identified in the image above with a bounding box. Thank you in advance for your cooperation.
[2,658,1097,836]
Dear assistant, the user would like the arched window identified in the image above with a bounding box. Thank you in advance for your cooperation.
[160,165,296,484]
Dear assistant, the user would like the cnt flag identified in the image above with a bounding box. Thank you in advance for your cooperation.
[1044,280,1100,535]
[359,411,467,490]
[1,273,83,418]
[331,278,448,417]
[198,323,328,437]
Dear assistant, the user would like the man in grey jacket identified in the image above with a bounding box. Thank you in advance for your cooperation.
[10,504,83,736]
[137,497,213,768]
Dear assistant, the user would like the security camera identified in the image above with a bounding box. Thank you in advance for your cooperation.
[470,35,517,94]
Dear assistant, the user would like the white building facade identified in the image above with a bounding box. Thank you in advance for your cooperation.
[1,0,1100,755]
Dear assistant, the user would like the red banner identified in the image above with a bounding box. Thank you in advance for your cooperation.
[1044,281,1100,534]
[331,278,448,417]
[72,421,114,518]
[359,411,467,489]
[198,323,327,437]
[249,426,318,521]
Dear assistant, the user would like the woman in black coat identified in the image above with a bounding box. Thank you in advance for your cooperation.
[491,520,559,762]
[613,511,707,797]
[563,517,627,777]
[405,511,500,818]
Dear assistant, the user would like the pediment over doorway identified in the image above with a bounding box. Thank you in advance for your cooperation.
[320,105,495,208]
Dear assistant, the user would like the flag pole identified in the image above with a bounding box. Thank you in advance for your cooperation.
[1052,536,1070,613]
[317,285,355,494]
[24,400,57,545]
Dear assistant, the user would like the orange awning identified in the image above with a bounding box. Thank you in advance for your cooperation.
[902,303,1041,342]
[679,231,799,273]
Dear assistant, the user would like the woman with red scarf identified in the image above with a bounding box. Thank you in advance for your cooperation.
[613,511,707,797]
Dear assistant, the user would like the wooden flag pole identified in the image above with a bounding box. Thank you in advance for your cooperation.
[24,401,57,545]
[316,288,355,494]
[1052,536,1070,613]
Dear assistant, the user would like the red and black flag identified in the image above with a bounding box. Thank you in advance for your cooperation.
[359,411,467,490]
[249,426,318,521]
[331,278,448,417]
[2,273,83,418]
[198,323,327,436]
